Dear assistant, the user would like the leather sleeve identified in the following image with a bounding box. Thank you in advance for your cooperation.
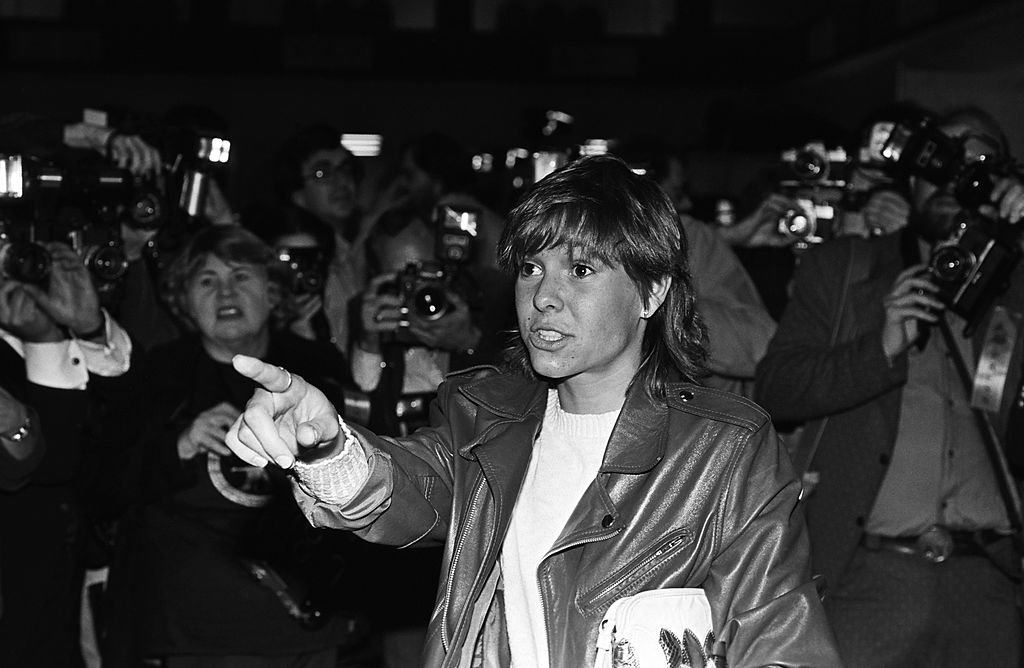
[754,241,906,422]
[704,421,842,666]
[293,376,465,547]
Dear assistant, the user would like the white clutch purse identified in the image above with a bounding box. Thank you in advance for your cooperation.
[594,588,722,668]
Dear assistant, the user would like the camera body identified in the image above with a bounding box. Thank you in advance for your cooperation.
[379,203,480,346]
[0,152,133,294]
[927,214,1021,332]
[871,111,1023,331]
[380,261,453,346]
[275,247,327,297]
[877,114,1007,210]
[777,142,851,247]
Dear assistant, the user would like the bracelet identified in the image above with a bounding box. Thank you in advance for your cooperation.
[73,319,106,341]
[2,415,31,443]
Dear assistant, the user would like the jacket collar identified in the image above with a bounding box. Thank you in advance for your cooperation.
[457,372,667,474]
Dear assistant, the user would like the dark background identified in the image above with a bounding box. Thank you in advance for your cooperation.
[5,0,1024,211]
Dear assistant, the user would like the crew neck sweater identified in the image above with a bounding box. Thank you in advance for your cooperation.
[501,389,620,668]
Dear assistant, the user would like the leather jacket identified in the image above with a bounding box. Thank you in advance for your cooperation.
[294,368,840,667]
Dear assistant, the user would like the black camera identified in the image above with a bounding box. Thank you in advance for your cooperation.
[275,247,327,296]
[876,114,1008,210]
[927,213,1021,333]
[379,261,454,346]
[0,227,51,285]
[394,261,452,322]
[777,143,851,247]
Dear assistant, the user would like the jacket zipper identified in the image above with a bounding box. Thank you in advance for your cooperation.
[579,530,689,614]
[440,474,487,652]
[537,527,625,663]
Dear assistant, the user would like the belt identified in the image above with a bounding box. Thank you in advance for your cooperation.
[862,525,1009,564]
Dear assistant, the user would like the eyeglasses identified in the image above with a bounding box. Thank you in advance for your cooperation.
[304,162,356,183]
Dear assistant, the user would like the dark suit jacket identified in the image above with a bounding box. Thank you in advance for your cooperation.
[755,231,1024,591]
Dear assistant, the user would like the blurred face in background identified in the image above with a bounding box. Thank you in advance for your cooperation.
[292,147,358,231]
[373,217,435,274]
[658,157,693,214]
[396,149,443,213]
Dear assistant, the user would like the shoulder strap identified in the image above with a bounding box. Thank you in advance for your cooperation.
[794,241,871,474]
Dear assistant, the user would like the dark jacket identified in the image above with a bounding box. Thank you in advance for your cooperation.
[294,368,841,667]
[104,331,367,663]
[754,232,1024,591]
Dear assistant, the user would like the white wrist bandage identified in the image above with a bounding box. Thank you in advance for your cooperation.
[292,415,369,505]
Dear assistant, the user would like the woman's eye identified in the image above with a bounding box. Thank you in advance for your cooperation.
[571,264,594,278]
[197,277,215,289]
[519,262,541,278]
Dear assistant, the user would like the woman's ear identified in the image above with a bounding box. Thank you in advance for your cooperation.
[643,276,672,318]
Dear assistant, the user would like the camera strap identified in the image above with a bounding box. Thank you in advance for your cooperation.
[969,306,1021,413]
[938,316,1024,536]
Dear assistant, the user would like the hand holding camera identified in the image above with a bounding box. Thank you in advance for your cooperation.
[881,264,944,363]
[20,242,105,340]
[717,193,799,248]
[0,279,62,342]
[986,175,1024,224]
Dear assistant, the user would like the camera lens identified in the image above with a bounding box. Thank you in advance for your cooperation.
[929,245,975,284]
[954,162,995,211]
[791,148,828,182]
[412,285,449,320]
[129,189,164,229]
[85,244,129,283]
[777,209,814,240]
[0,241,51,285]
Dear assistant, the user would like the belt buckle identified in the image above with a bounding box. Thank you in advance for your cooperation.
[915,525,954,563]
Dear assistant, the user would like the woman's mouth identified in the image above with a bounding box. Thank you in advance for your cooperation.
[529,328,570,350]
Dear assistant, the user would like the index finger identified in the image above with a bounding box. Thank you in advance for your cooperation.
[232,354,293,393]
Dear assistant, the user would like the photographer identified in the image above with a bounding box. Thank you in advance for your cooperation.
[0,241,133,667]
[755,106,1024,666]
[350,206,513,667]
[271,124,369,355]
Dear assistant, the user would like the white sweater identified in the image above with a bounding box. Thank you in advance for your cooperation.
[501,389,620,668]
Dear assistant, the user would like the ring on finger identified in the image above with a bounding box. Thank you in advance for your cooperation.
[279,367,293,393]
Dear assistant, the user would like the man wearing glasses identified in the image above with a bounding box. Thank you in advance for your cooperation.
[272,124,367,354]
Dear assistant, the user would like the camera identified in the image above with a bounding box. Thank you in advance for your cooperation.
[927,213,1021,334]
[378,261,456,345]
[0,224,50,285]
[874,114,1009,210]
[776,142,851,247]
[275,246,327,296]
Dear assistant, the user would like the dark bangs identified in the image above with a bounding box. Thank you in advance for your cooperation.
[499,199,629,272]
[498,166,681,301]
